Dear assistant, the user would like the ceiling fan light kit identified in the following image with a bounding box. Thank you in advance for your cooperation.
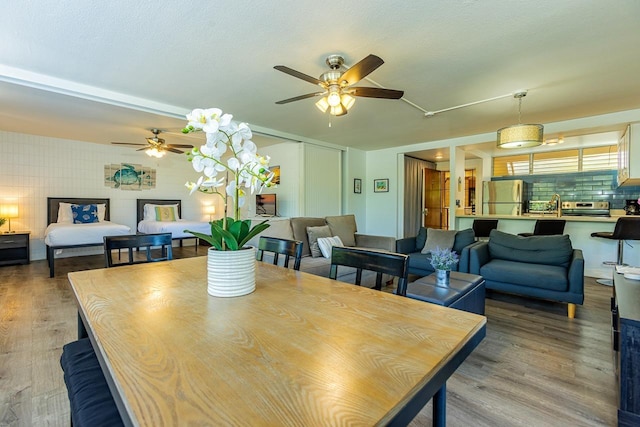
[497,91,544,149]
[274,54,404,117]
[111,128,193,157]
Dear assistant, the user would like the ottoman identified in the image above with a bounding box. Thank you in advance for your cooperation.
[404,271,485,315]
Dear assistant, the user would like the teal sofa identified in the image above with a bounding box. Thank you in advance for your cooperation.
[469,230,584,318]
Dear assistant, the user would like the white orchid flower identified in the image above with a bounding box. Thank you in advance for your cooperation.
[186,176,204,195]
[201,176,225,188]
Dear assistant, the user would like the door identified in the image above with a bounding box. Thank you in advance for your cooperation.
[423,169,443,229]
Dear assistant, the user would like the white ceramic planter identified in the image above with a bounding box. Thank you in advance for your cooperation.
[207,246,256,297]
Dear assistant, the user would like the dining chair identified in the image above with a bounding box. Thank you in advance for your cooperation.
[329,246,409,292]
[256,236,303,270]
[518,219,566,237]
[104,233,173,268]
[472,219,499,241]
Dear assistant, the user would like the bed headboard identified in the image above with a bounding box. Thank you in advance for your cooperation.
[136,199,182,223]
[47,197,111,225]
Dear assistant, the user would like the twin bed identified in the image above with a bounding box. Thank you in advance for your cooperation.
[45,198,211,277]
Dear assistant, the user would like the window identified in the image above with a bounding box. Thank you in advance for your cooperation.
[493,154,530,176]
[583,145,617,171]
[532,149,578,174]
[492,144,617,176]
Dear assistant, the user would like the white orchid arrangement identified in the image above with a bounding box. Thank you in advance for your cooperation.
[183,108,274,250]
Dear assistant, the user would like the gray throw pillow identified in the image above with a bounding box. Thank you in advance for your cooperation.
[306,225,332,257]
[421,228,457,254]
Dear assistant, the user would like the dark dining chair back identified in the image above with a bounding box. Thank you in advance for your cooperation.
[104,233,173,268]
[329,246,409,293]
[519,219,566,237]
[472,219,499,241]
[256,236,304,270]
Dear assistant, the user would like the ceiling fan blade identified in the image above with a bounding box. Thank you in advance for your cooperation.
[340,54,384,86]
[350,87,404,99]
[275,92,325,105]
[136,147,148,151]
[112,142,146,146]
[274,65,324,86]
[166,147,184,154]
[167,144,193,149]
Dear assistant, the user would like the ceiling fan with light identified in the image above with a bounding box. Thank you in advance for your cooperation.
[111,129,193,158]
[274,54,404,116]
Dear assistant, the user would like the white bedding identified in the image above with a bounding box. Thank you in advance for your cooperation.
[44,221,132,246]
[137,219,210,239]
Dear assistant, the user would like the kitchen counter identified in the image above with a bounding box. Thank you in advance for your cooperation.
[457,214,622,223]
[455,214,640,279]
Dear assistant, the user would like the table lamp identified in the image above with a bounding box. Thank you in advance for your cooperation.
[203,205,216,222]
[0,203,19,233]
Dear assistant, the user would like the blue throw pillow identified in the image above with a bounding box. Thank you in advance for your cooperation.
[71,204,99,224]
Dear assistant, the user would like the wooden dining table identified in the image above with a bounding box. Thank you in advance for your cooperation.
[67,256,486,426]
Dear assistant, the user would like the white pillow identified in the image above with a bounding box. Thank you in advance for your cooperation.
[317,236,344,258]
[57,202,73,223]
[58,202,107,223]
[144,204,179,221]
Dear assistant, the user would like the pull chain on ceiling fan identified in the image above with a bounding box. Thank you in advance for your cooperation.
[274,54,404,116]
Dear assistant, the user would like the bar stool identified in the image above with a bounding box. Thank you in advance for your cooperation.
[591,217,640,285]
[472,219,498,241]
[518,219,566,237]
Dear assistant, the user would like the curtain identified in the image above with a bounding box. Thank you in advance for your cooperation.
[403,156,432,237]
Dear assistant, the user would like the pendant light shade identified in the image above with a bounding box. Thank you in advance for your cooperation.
[497,124,544,148]
[497,91,543,149]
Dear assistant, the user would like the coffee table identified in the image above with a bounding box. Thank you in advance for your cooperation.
[404,271,486,315]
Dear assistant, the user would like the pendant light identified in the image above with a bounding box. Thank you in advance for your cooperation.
[497,91,543,149]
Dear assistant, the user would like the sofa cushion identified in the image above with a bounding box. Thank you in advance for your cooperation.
[306,225,332,257]
[415,227,427,251]
[325,215,357,247]
[245,218,295,249]
[291,217,327,257]
[452,228,475,254]
[488,230,573,267]
[480,259,569,291]
[421,228,457,254]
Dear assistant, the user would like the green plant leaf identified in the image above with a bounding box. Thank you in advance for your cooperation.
[238,220,270,247]
[184,229,223,250]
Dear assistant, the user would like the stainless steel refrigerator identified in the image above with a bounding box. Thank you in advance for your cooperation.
[482,180,524,215]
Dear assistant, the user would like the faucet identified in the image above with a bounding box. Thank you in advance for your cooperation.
[549,194,561,217]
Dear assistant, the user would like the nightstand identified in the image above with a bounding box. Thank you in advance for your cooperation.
[0,231,30,266]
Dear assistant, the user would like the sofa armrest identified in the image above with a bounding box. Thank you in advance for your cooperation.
[469,242,490,274]
[567,249,585,301]
[395,237,417,254]
[355,234,396,252]
[457,241,482,273]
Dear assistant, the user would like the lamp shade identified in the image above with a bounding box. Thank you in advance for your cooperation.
[203,205,216,215]
[497,124,544,149]
[0,204,19,218]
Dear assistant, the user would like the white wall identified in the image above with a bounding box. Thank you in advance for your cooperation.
[0,130,218,260]
[303,144,342,217]
[248,141,303,218]
[342,147,367,227]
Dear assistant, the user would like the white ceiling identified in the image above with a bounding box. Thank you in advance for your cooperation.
[1,0,639,160]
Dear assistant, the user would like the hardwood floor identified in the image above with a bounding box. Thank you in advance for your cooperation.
[0,250,617,426]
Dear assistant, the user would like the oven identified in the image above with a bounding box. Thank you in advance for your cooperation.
[560,201,610,217]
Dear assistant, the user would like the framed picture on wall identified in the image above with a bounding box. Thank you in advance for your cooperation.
[374,178,389,193]
[354,178,362,194]
[271,165,281,184]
